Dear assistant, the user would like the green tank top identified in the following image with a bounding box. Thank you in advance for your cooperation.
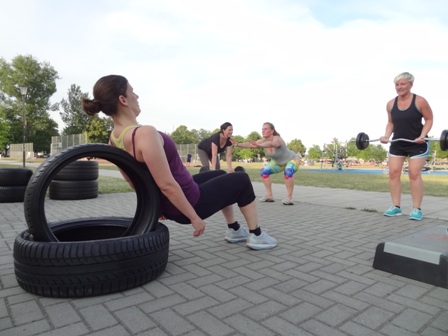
[109,125,139,150]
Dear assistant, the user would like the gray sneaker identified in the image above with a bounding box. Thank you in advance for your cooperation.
[225,226,249,243]
[246,232,277,250]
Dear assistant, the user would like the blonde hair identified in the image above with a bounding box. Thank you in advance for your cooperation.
[394,72,414,85]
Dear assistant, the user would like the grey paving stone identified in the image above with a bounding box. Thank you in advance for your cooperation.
[280,301,322,324]
[301,319,348,336]
[114,306,156,334]
[1,179,447,335]
[353,306,395,329]
[85,324,130,336]
[262,316,314,336]
[139,294,186,314]
[9,300,45,325]
[1,319,51,336]
[208,298,254,319]
[173,296,219,315]
[79,304,118,331]
[223,313,276,336]
[339,321,385,336]
[37,323,89,336]
[391,308,434,333]
[150,308,196,335]
[243,299,287,321]
[187,311,234,336]
[314,303,358,327]
[420,326,448,336]
[44,302,82,328]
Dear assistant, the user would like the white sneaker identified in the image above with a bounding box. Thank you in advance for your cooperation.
[246,232,277,250]
[282,198,294,205]
[225,226,249,243]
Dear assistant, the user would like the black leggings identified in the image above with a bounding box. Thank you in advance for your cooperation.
[167,170,256,224]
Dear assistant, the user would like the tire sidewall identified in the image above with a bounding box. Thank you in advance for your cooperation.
[24,143,160,242]
[14,220,169,298]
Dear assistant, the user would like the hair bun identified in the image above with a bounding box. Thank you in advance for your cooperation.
[82,98,102,116]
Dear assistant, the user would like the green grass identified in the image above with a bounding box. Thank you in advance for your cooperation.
[99,176,134,193]
[2,161,447,196]
[186,165,448,197]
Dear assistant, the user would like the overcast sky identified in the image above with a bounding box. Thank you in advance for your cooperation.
[1,0,447,149]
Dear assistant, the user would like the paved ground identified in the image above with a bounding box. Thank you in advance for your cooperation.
[1,166,447,335]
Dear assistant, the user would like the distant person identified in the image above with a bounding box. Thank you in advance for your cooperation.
[81,75,277,250]
[186,153,192,167]
[380,72,433,220]
[232,122,300,205]
[197,122,235,172]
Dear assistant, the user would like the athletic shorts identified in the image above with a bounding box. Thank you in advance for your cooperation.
[260,159,299,179]
[389,141,429,158]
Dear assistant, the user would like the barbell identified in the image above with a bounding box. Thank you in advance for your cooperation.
[353,130,448,151]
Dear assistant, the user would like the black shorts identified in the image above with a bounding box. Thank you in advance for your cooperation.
[389,141,429,158]
[167,170,256,224]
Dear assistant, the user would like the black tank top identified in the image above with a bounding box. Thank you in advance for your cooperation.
[391,94,424,141]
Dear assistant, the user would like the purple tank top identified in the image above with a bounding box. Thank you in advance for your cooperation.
[158,132,200,216]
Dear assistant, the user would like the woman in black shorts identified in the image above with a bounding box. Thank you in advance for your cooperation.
[380,72,433,221]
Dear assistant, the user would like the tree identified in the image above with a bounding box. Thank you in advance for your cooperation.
[356,144,387,163]
[230,135,245,160]
[0,118,10,153]
[287,139,306,157]
[307,144,323,160]
[170,125,198,144]
[246,131,263,160]
[86,116,114,143]
[32,117,59,153]
[323,138,345,161]
[239,148,255,161]
[195,128,213,142]
[58,84,91,135]
[0,55,59,152]
[346,137,360,157]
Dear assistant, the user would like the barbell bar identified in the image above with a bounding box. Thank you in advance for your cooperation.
[353,129,448,151]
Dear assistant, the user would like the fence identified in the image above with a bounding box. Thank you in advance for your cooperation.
[8,143,34,159]
[51,133,89,155]
[9,137,201,165]
[176,144,200,165]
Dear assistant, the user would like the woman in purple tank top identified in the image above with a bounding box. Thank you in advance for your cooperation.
[82,75,277,250]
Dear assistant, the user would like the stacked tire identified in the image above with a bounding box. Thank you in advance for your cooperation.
[0,168,33,203]
[13,144,168,298]
[49,160,99,200]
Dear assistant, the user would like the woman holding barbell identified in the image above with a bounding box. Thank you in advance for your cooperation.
[380,72,433,221]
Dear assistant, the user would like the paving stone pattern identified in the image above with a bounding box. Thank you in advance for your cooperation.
[1,188,447,335]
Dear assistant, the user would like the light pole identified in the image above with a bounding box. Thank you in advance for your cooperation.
[19,86,28,167]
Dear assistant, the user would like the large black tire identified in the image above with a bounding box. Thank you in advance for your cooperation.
[0,186,27,203]
[53,160,99,181]
[0,168,33,186]
[24,143,160,242]
[14,218,169,298]
[49,180,99,200]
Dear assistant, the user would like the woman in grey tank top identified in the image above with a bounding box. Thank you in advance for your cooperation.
[232,122,300,205]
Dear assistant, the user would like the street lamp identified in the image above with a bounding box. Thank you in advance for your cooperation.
[19,86,28,167]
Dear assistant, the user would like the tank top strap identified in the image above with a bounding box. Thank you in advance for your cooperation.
[131,126,141,158]
[411,93,417,106]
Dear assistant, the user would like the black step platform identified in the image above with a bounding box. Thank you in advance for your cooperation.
[373,225,448,288]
